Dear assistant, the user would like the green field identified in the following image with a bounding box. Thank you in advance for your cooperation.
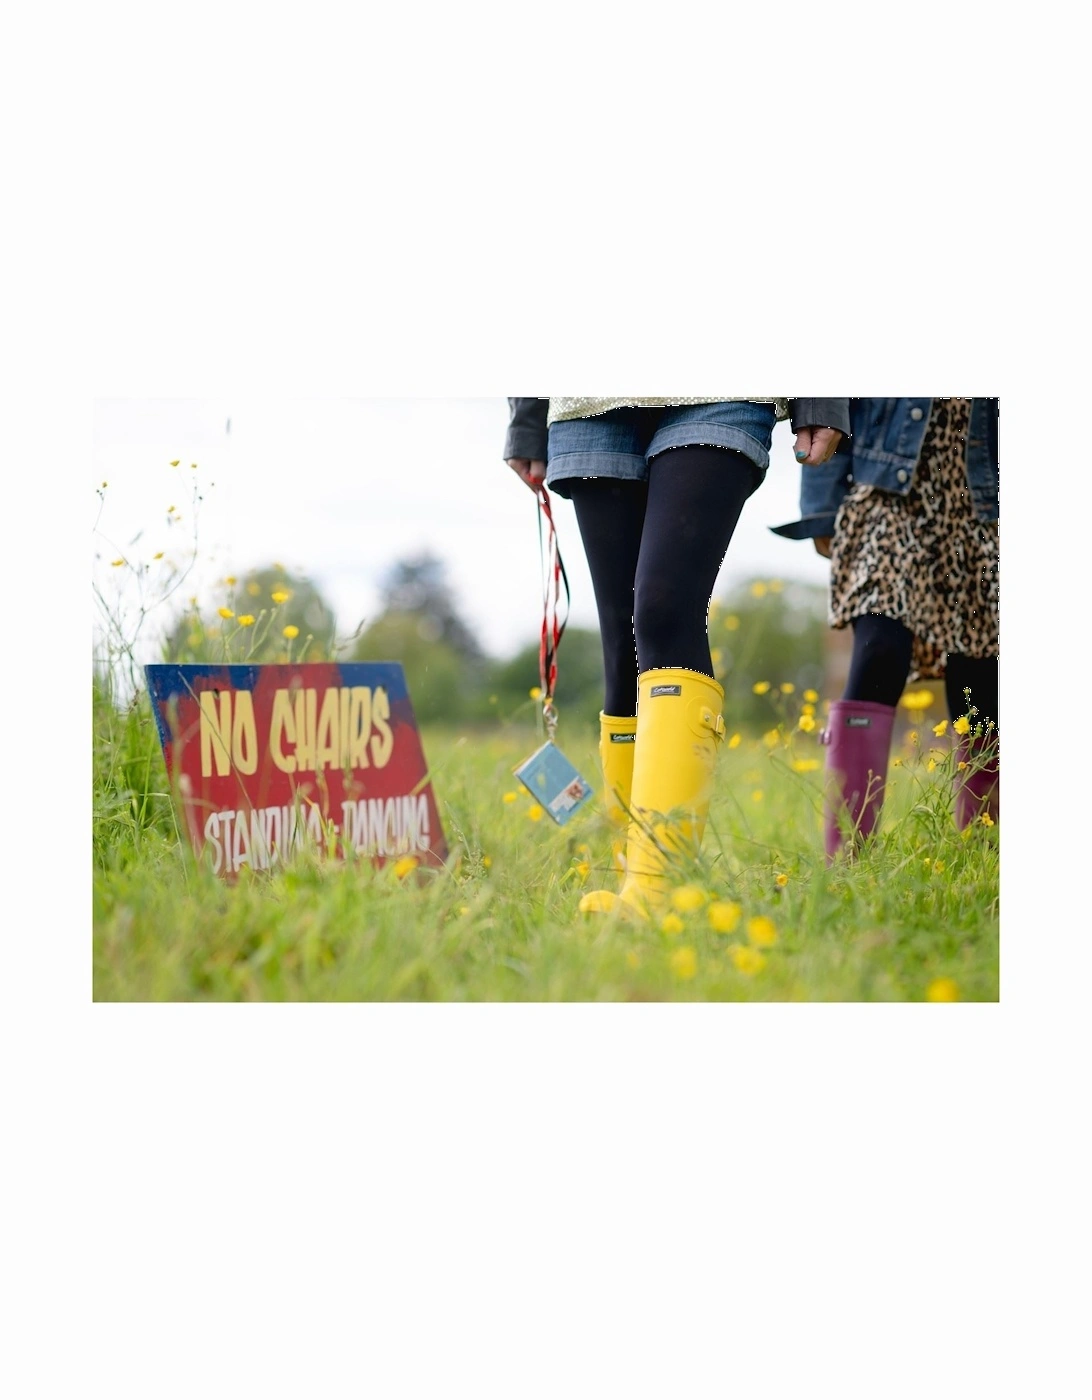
[93,687,999,1002]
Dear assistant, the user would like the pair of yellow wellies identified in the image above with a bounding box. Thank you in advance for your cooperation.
[579,667,725,918]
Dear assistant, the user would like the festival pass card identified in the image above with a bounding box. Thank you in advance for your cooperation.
[513,741,594,826]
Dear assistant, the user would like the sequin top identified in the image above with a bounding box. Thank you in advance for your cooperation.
[547,396,790,425]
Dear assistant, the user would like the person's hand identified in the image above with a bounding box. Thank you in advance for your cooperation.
[507,458,547,492]
[814,536,832,559]
[793,427,842,466]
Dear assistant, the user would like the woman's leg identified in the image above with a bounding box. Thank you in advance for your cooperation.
[823,613,911,862]
[945,652,999,827]
[568,477,648,716]
[579,447,758,914]
[844,613,914,705]
[632,446,759,672]
[944,653,998,727]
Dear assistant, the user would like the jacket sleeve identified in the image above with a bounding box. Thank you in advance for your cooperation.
[769,438,854,540]
[787,398,851,438]
[503,398,549,461]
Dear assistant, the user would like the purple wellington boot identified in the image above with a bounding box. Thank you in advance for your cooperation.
[954,732,999,829]
[820,699,898,863]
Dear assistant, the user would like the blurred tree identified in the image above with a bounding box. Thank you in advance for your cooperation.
[377,553,486,664]
[162,566,338,663]
[708,577,827,728]
[351,553,489,723]
[485,626,604,730]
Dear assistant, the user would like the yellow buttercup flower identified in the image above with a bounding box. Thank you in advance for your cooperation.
[724,614,740,631]
[753,681,771,695]
[900,689,935,711]
[932,859,946,874]
[708,900,742,934]
[792,758,820,773]
[775,873,788,888]
[801,702,816,716]
[238,614,256,626]
[798,714,817,733]
[729,944,766,975]
[926,758,937,772]
[282,625,299,639]
[957,761,968,771]
[746,915,778,948]
[933,720,949,737]
[271,589,291,604]
[482,856,493,868]
[953,715,972,735]
[711,647,723,668]
[574,860,590,880]
[892,757,903,768]
[750,581,768,598]
[153,551,164,560]
[926,977,960,1003]
[225,575,236,585]
[780,681,795,694]
[671,885,708,913]
[980,812,995,827]
[502,791,518,804]
[246,582,261,597]
[661,913,685,937]
[527,804,544,822]
[169,459,180,467]
[728,733,742,749]
[391,855,419,879]
[529,686,542,700]
[751,789,764,802]
[803,689,819,703]
[670,945,698,979]
[218,607,234,619]
[763,728,781,747]
[110,558,125,567]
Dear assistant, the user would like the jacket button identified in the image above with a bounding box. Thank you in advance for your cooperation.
[910,407,924,421]
[896,469,909,483]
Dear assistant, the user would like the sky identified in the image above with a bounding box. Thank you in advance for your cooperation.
[92,397,834,665]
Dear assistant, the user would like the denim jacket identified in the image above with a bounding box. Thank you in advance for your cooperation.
[771,398,999,540]
[504,397,851,463]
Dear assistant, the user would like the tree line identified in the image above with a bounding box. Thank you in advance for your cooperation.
[163,553,827,731]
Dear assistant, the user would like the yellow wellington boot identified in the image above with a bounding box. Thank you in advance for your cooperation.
[599,712,637,828]
[579,669,725,918]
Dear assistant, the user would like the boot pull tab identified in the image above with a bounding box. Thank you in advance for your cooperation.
[690,703,726,742]
[819,726,832,746]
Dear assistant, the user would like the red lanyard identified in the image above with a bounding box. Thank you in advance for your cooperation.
[536,484,570,740]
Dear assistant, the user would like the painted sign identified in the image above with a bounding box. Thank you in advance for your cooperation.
[144,662,447,878]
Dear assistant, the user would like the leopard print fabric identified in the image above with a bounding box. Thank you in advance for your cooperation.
[829,398,999,682]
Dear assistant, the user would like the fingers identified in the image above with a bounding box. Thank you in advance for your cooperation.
[814,536,832,559]
[507,458,547,491]
[795,428,842,466]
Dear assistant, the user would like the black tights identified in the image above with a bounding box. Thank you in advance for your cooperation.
[568,448,759,715]
[845,613,999,726]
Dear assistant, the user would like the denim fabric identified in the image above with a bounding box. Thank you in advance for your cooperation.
[771,398,999,539]
[545,400,778,499]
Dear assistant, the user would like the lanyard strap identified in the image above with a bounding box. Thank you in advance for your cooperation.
[536,484,570,741]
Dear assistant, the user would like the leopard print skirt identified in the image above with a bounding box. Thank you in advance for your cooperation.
[829,398,999,682]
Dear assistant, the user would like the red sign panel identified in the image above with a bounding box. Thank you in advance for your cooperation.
[145,662,447,878]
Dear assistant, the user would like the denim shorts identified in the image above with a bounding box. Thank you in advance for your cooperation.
[545,400,777,499]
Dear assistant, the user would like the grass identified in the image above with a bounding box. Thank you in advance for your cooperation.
[92,683,999,1002]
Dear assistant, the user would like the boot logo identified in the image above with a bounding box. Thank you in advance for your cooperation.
[650,685,682,697]
[846,716,872,727]
[610,733,636,743]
